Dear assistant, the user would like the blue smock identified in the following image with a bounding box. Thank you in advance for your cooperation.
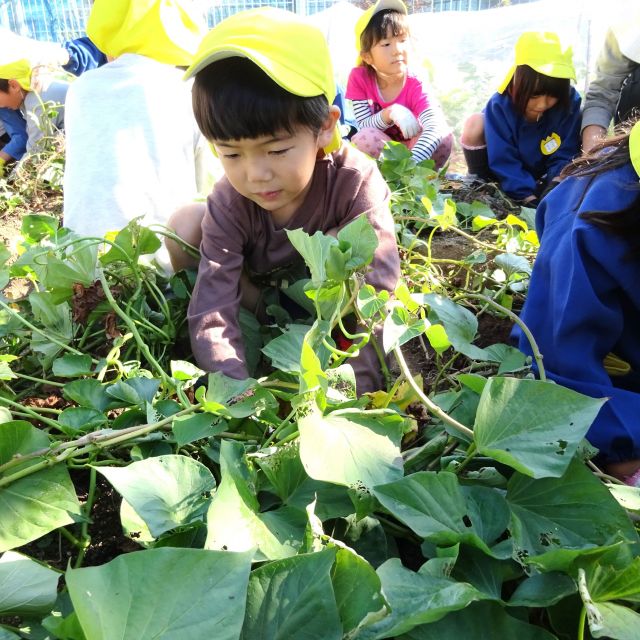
[484,87,582,200]
[516,162,640,462]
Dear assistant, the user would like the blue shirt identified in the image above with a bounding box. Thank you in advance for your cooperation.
[484,87,582,200]
[63,37,107,76]
[516,162,640,462]
[0,107,27,160]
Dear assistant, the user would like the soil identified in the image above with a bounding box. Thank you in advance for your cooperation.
[443,176,522,220]
[17,469,139,571]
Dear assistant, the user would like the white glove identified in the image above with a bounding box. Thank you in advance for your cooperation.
[387,104,421,139]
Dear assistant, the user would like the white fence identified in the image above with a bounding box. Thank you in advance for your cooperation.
[0,0,536,42]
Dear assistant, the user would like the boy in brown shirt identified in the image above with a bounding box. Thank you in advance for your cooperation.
[180,7,400,393]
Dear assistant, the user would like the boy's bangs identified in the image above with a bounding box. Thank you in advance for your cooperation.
[192,58,329,143]
[202,86,302,142]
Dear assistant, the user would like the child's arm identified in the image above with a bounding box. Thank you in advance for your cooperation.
[484,94,537,200]
[582,28,636,151]
[350,99,388,131]
[61,36,107,76]
[411,102,450,162]
[188,194,250,379]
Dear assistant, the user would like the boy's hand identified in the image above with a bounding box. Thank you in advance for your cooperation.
[387,104,421,139]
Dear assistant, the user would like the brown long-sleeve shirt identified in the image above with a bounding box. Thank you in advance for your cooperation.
[188,143,400,392]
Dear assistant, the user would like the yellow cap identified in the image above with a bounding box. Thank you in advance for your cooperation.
[498,31,575,94]
[0,57,31,90]
[354,0,407,65]
[630,121,640,179]
[87,0,205,66]
[184,7,341,154]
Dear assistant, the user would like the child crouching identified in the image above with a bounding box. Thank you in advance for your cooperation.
[181,8,401,394]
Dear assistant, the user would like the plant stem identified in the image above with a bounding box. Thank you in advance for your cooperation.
[97,270,173,387]
[577,606,587,640]
[393,345,474,440]
[458,292,546,381]
[263,405,297,448]
[14,372,65,388]
[0,405,202,484]
[453,443,478,474]
[74,466,97,568]
[0,396,61,429]
[0,298,88,358]
[59,525,82,548]
[586,460,625,485]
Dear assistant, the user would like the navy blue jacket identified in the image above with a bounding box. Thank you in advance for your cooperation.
[484,87,582,200]
[0,107,27,160]
[516,162,640,462]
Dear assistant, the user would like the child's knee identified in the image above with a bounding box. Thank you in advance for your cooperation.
[460,112,485,148]
[351,128,391,158]
[165,202,206,272]
[432,133,454,169]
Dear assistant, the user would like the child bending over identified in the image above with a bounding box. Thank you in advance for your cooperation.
[0,54,68,159]
[346,0,452,167]
[179,7,401,394]
[461,31,581,207]
[516,120,640,486]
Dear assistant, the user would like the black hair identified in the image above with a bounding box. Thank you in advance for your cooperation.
[560,118,640,252]
[192,57,330,142]
[0,79,9,93]
[508,64,571,116]
[359,9,410,70]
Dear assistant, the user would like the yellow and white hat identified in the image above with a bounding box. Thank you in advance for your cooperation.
[498,31,575,94]
[184,7,341,154]
[354,0,407,64]
[0,56,31,90]
[87,0,205,67]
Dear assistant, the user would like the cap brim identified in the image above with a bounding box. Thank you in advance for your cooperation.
[184,47,320,97]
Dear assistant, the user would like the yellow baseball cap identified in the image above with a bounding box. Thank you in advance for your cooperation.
[498,31,575,94]
[87,0,205,66]
[630,121,640,179]
[0,57,31,90]
[184,7,341,154]
[354,0,407,64]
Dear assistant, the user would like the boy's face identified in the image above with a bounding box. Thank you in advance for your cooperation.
[0,79,25,110]
[212,109,339,226]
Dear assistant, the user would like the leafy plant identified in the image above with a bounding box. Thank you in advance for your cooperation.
[0,158,638,640]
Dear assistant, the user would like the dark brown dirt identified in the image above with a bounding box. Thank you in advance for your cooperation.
[17,470,139,571]
[443,177,522,220]
[401,310,515,394]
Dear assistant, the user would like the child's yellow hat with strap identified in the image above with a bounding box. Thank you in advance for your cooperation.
[87,0,205,66]
[354,0,407,65]
[498,31,575,94]
[184,7,342,154]
[0,56,31,90]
